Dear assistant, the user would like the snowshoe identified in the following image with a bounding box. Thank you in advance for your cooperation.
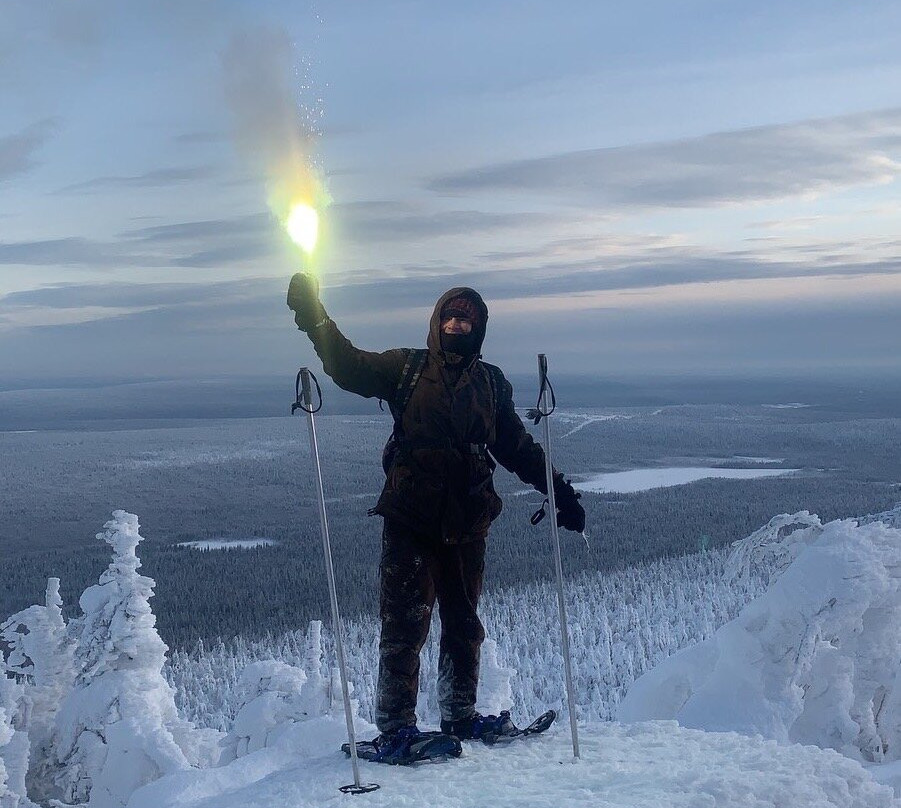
[441,709,556,745]
[342,726,462,765]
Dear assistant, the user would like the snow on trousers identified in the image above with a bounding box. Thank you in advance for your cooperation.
[375,519,486,733]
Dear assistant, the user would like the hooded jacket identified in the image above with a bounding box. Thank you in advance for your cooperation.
[308,287,552,543]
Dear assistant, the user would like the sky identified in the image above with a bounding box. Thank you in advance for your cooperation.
[1,0,900,383]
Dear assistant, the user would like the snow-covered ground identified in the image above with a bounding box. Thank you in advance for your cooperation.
[556,413,633,439]
[125,718,898,808]
[3,506,899,807]
[573,466,798,494]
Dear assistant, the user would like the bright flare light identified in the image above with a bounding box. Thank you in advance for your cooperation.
[286,203,319,254]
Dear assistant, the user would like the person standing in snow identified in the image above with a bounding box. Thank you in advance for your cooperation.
[287,274,585,746]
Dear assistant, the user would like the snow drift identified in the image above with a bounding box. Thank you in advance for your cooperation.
[618,512,901,764]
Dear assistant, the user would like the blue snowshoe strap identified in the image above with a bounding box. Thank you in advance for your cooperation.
[472,710,516,739]
[372,726,422,763]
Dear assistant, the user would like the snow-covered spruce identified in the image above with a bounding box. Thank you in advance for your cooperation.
[618,513,901,764]
[1,578,75,804]
[0,674,34,808]
[46,511,218,808]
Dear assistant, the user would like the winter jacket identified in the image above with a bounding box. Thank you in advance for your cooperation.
[308,287,555,543]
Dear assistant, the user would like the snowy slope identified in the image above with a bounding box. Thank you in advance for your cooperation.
[125,717,899,808]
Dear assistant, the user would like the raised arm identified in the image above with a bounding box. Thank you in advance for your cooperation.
[287,273,406,401]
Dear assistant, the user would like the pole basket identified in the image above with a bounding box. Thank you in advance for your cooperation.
[339,783,381,795]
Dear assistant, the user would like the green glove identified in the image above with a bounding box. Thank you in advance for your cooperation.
[286,272,328,332]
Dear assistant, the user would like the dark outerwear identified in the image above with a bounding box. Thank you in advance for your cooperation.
[307,287,555,543]
[375,519,486,732]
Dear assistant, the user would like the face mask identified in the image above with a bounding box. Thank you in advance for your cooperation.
[441,331,477,358]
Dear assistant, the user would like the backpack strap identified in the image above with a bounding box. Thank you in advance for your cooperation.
[480,360,509,420]
[392,348,428,426]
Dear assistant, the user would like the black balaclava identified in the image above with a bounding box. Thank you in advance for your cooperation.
[439,296,481,361]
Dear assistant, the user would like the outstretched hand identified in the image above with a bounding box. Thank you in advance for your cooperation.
[287,272,327,332]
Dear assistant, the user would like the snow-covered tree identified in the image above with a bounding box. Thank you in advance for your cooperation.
[220,620,337,764]
[1,578,76,805]
[0,675,33,808]
[48,511,202,807]
[619,514,901,763]
[476,639,514,716]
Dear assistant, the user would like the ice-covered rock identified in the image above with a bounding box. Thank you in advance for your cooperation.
[618,514,901,763]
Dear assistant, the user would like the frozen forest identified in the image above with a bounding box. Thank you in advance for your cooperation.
[1,504,899,806]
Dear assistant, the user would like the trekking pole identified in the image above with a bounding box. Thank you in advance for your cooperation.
[292,368,379,795]
[533,354,581,759]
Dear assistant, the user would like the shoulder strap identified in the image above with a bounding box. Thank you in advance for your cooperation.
[480,361,509,420]
[392,348,428,424]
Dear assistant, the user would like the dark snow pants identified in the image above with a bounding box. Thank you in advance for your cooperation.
[375,519,486,732]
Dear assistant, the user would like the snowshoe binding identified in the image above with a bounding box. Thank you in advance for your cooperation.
[441,709,556,745]
[342,726,462,766]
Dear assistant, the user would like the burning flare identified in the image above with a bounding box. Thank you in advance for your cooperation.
[286,202,319,254]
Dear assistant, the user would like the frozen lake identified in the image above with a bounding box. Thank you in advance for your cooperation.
[573,466,799,494]
[175,539,278,551]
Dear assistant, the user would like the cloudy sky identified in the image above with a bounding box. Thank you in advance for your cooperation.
[2,0,900,382]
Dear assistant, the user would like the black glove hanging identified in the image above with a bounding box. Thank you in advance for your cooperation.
[554,476,586,533]
[530,477,586,533]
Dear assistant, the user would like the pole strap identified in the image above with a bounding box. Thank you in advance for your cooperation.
[525,357,556,425]
[292,369,323,414]
[530,497,550,525]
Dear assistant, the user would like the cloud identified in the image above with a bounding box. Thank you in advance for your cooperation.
[57,165,218,194]
[431,107,901,210]
[170,243,273,268]
[0,119,58,182]
[0,280,255,310]
[1,275,898,379]
[118,213,271,244]
[0,213,278,268]
[0,237,158,268]
[332,201,557,243]
[327,256,901,315]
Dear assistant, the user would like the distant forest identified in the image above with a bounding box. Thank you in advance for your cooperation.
[2,403,899,649]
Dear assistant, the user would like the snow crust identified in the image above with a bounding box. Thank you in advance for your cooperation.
[618,513,901,764]
[125,720,899,808]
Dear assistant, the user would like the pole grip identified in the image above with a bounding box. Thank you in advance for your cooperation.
[300,367,313,409]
